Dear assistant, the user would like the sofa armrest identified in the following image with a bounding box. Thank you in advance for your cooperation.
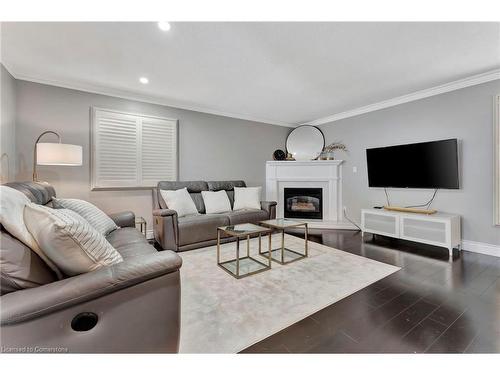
[108,210,136,228]
[153,209,179,251]
[1,251,182,325]
[153,209,177,217]
[260,201,277,219]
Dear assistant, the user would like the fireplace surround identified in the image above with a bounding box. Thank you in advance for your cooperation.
[265,160,355,230]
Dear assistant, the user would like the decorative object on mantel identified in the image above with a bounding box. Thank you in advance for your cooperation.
[286,125,325,161]
[272,149,286,161]
[286,152,295,161]
[319,142,347,160]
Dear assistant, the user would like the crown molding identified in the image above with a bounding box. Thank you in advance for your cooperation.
[5,62,499,129]
[6,67,296,128]
[306,69,500,126]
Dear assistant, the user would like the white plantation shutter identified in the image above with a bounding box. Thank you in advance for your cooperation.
[91,108,178,189]
[141,116,177,185]
[93,110,139,188]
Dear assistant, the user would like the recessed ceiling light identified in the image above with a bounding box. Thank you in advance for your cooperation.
[158,22,171,31]
[139,77,149,84]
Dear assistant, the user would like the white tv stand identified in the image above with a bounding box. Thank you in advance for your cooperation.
[361,208,461,259]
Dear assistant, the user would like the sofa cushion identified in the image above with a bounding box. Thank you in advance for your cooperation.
[52,197,119,236]
[178,214,229,246]
[207,180,246,208]
[233,187,262,210]
[201,190,232,214]
[0,185,62,279]
[24,204,123,276]
[0,230,56,295]
[106,227,156,259]
[157,181,208,213]
[160,188,199,217]
[225,209,269,225]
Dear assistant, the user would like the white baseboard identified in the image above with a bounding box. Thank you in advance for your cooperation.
[145,227,499,257]
[461,240,500,258]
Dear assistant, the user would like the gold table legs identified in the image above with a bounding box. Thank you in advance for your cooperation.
[217,229,272,279]
[259,223,309,265]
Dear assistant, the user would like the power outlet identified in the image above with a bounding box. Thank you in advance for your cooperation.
[352,166,358,173]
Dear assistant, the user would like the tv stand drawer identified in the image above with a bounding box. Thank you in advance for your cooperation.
[401,217,447,246]
[362,211,399,237]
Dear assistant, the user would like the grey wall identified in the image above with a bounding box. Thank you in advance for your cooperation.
[0,64,16,182]
[320,79,500,245]
[15,80,290,229]
[13,72,498,245]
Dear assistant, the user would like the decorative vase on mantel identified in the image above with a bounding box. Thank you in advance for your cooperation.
[319,151,335,160]
[320,142,347,160]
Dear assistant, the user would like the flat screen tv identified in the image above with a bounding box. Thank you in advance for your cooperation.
[366,139,459,189]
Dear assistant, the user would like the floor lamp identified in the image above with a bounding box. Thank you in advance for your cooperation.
[33,130,83,181]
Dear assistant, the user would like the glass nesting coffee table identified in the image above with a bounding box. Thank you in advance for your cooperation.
[258,219,309,265]
[217,223,272,279]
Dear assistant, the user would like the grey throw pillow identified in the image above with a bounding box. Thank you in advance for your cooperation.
[52,197,118,236]
[24,203,123,276]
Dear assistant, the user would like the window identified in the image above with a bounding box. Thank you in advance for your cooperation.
[495,95,500,225]
[91,107,178,189]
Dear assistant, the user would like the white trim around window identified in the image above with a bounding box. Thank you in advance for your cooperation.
[91,107,178,190]
[495,95,500,226]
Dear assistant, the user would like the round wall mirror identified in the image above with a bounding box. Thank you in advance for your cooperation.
[286,125,325,161]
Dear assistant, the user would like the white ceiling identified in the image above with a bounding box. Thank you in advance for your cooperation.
[2,22,499,126]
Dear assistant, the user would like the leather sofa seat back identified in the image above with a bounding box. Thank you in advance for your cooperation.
[5,181,56,205]
[0,229,57,296]
[189,193,206,214]
[157,181,208,213]
[207,180,246,209]
[1,182,59,295]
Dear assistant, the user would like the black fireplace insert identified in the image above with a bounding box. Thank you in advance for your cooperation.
[284,187,323,220]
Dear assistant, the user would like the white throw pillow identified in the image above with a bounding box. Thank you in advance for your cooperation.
[0,186,63,279]
[201,190,232,214]
[233,187,262,211]
[160,188,199,217]
[52,197,118,235]
[24,203,123,276]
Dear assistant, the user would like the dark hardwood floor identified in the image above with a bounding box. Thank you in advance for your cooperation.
[241,230,500,353]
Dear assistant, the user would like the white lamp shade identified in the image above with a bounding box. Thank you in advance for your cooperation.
[36,143,83,166]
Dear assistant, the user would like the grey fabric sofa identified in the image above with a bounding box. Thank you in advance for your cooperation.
[152,180,277,252]
[0,182,182,353]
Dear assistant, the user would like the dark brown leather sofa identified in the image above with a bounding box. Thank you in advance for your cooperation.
[152,180,277,251]
[0,182,182,353]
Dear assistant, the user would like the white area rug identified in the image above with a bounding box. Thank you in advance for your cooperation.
[178,233,399,353]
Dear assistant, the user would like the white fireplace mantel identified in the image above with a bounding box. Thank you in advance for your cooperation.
[265,160,356,230]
